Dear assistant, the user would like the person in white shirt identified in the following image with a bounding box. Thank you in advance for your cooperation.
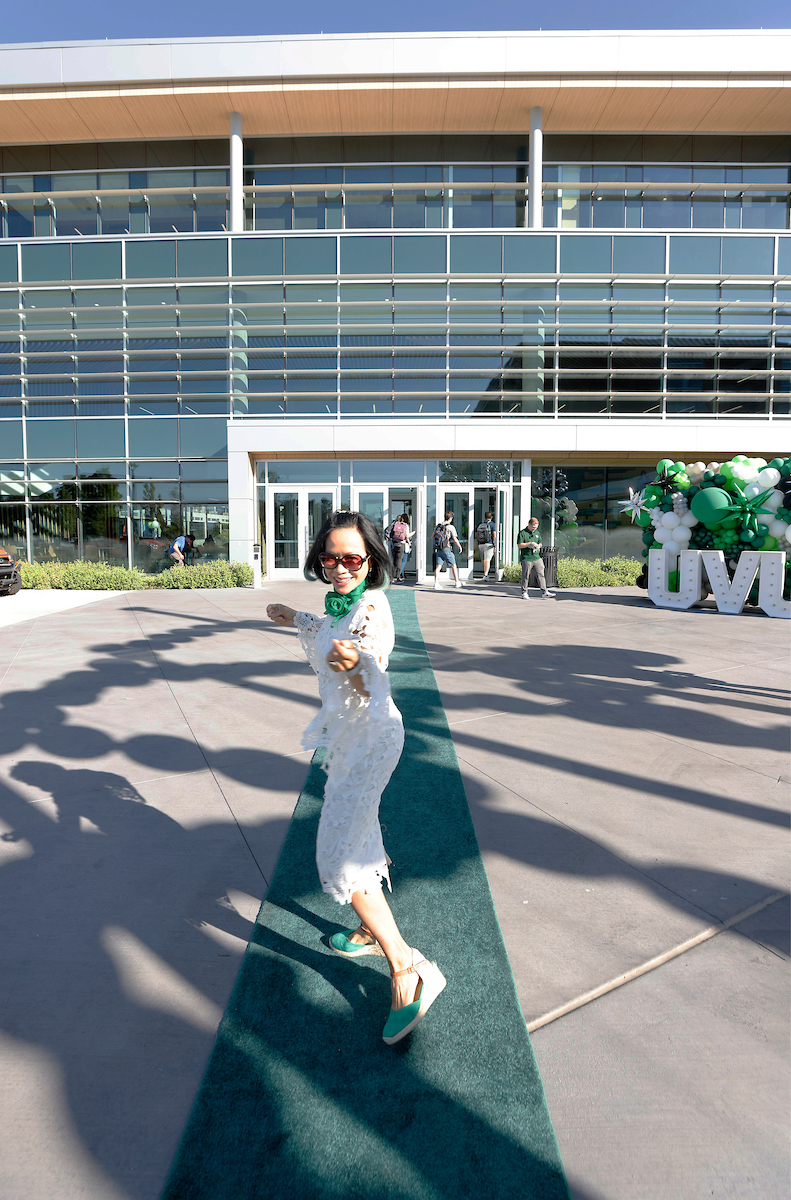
[432,511,464,590]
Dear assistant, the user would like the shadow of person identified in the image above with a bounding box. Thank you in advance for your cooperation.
[0,765,284,1200]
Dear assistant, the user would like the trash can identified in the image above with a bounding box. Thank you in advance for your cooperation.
[540,547,558,589]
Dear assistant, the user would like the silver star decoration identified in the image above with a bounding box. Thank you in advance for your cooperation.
[617,487,648,524]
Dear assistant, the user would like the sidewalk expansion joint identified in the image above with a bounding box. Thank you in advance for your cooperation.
[527,891,786,1033]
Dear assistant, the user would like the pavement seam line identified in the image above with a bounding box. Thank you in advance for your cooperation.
[0,617,38,689]
[454,748,780,935]
[124,596,269,887]
[527,891,787,1033]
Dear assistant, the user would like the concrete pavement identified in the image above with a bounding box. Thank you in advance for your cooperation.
[0,580,788,1200]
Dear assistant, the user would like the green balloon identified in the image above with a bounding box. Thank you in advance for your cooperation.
[656,458,674,474]
[763,536,779,550]
[636,510,651,527]
[690,486,732,528]
[672,461,686,474]
[643,485,663,504]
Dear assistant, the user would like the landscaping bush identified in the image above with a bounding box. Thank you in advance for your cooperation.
[19,560,254,591]
[501,555,641,588]
[154,561,254,589]
[20,561,151,591]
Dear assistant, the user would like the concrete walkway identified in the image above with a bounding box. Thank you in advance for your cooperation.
[0,588,128,629]
[0,582,788,1200]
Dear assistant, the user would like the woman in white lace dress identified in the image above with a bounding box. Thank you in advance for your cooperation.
[266,510,445,1045]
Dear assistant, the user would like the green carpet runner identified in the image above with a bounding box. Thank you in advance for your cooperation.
[161,590,569,1200]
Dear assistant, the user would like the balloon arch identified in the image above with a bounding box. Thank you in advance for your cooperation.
[624,455,791,619]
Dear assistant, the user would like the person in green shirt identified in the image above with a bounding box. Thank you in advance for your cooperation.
[517,517,554,599]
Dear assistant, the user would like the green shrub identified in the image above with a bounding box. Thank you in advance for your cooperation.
[501,555,641,588]
[20,559,254,591]
[20,561,152,591]
[154,560,254,589]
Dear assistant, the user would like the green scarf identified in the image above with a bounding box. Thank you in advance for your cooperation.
[324,580,368,628]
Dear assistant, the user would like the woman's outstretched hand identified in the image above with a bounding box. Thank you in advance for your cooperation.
[267,603,296,626]
[327,639,360,673]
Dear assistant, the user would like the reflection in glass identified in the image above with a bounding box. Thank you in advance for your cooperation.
[131,501,180,572]
[30,503,79,562]
[274,492,299,569]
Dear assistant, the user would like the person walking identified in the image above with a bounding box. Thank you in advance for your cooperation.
[432,510,464,590]
[517,517,555,599]
[266,510,446,1045]
[475,510,497,581]
[389,513,412,582]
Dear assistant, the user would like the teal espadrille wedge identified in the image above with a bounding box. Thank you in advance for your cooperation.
[382,952,446,1045]
[329,925,385,959]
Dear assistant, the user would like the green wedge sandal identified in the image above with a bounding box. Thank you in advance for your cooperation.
[329,924,385,959]
[382,951,447,1045]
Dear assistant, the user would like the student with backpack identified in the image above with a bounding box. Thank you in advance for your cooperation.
[475,510,497,581]
[389,513,412,582]
[432,511,464,591]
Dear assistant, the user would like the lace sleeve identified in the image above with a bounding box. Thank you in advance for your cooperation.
[346,594,395,707]
[294,611,325,672]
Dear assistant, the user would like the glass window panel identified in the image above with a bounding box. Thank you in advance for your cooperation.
[23,289,72,328]
[777,240,791,275]
[0,503,26,558]
[351,460,423,483]
[131,502,181,572]
[0,247,19,284]
[273,492,299,568]
[131,481,179,501]
[394,236,445,274]
[80,504,128,564]
[344,192,391,229]
[339,237,392,274]
[26,419,75,459]
[126,241,177,280]
[356,491,385,530]
[503,235,555,274]
[721,237,775,276]
[232,239,283,277]
[128,418,178,459]
[182,503,229,558]
[612,235,664,274]
[71,242,122,281]
[669,236,720,275]
[559,236,612,274]
[450,236,502,274]
[180,482,228,502]
[179,418,227,458]
[30,503,80,562]
[129,461,178,479]
[21,243,71,283]
[264,461,339,484]
[76,419,125,459]
[284,238,336,276]
[177,239,228,278]
[0,420,23,458]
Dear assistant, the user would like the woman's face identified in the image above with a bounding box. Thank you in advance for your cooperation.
[323,526,370,594]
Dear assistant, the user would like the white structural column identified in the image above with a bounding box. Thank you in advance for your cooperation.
[528,106,543,229]
[230,111,244,232]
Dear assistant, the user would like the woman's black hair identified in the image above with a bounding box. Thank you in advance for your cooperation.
[304,510,391,589]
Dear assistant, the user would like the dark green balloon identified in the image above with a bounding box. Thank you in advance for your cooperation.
[690,486,731,528]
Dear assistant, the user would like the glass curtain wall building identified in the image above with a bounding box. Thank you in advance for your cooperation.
[0,31,788,579]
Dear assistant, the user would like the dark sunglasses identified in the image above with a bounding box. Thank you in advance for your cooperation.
[319,552,370,572]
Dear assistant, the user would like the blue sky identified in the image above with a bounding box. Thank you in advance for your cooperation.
[1,0,789,43]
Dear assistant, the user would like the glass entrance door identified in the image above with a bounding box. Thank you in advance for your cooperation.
[388,487,418,579]
[471,485,510,579]
[268,487,337,577]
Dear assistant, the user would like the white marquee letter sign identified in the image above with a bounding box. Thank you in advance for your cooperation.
[648,550,789,619]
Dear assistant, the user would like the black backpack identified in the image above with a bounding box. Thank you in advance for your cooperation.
[476,520,493,544]
[432,523,451,550]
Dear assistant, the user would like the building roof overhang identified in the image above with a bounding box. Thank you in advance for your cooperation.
[1,29,790,145]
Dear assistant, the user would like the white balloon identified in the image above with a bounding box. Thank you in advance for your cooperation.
[706,462,721,472]
[757,467,781,488]
[663,540,681,556]
[768,519,789,538]
[680,510,699,527]
[674,526,692,543]
[763,490,783,512]
[661,511,680,529]
[785,528,791,546]
[750,458,767,468]
[743,482,762,499]
[653,526,670,543]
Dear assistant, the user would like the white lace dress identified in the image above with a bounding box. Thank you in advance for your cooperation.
[294,588,404,905]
